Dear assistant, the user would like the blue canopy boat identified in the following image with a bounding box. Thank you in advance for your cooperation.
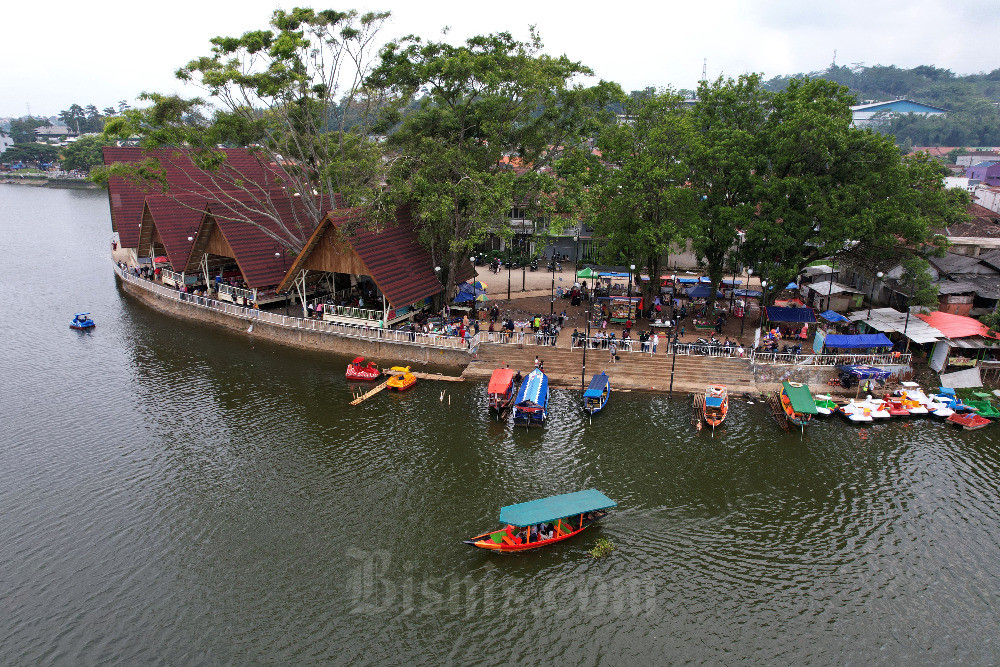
[464,489,617,551]
[583,372,611,415]
[70,312,95,330]
[513,368,549,427]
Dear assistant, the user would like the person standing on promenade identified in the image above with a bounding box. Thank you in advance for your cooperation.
[652,332,659,355]
[609,340,617,363]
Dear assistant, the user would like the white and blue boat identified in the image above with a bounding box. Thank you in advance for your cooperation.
[583,372,610,416]
[513,368,549,428]
[70,312,95,330]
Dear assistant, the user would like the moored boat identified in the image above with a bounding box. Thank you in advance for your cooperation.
[345,356,381,381]
[813,394,837,416]
[513,368,549,427]
[464,489,617,552]
[487,368,517,414]
[947,412,991,430]
[583,372,611,416]
[70,312,95,330]
[838,398,874,423]
[781,381,818,428]
[703,385,728,427]
[386,366,416,391]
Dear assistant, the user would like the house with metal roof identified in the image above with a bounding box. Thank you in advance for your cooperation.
[850,99,946,127]
[967,161,1000,187]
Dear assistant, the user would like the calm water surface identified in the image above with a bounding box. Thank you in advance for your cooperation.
[2,185,1000,664]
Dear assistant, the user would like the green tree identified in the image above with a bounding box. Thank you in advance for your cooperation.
[687,74,770,311]
[589,88,699,306]
[8,116,49,144]
[61,134,112,172]
[3,143,60,166]
[59,104,87,134]
[897,257,938,308]
[101,7,392,253]
[369,28,606,300]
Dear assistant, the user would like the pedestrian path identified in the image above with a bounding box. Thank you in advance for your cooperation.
[465,343,758,395]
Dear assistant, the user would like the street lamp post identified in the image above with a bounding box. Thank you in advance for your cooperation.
[470,256,478,320]
[761,279,768,334]
[434,266,442,316]
[669,328,678,398]
[742,268,753,337]
[629,263,636,321]
[521,237,526,292]
[867,271,884,320]
[275,250,289,316]
[550,256,556,317]
[507,242,511,302]
[730,231,744,313]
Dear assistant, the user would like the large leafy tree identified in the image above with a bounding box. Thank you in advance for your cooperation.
[368,28,608,300]
[687,74,770,311]
[61,134,113,173]
[745,78,969,304]
[101,7,392,253]
[8,116,49,144]
[3,143,60,166]
[589,88,699,305]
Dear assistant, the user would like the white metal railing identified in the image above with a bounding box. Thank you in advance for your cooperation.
[748,350,911,366]
[114,263,471,351]
[217,283,257,303]
[161,268,197,288]
[321,303,384,322]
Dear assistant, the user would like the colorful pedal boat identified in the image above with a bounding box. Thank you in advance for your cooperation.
[947,412,991,430]
[464,489,616,552]
[487,368,517,413]
[583,372,611,415]
[345,357,381,381]
[703,384,728,426]
[70,312,95,330]
[813,394,837,416]
[386,366,416,391]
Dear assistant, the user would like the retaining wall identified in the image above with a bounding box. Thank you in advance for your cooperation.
[119,276,473,368]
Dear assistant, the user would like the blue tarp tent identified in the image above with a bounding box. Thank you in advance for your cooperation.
[687,285,725,299]
[677,277,699,284]
[721,279,744,286]
[765,307,816,323]
[785,282,798,289]
[735,289,763,298]
[824,334,893,349]
[819,310,849,323]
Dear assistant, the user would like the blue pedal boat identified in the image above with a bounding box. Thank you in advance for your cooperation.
[70,312,95,330]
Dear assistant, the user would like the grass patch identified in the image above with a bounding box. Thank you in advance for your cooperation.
[589,537,615,558]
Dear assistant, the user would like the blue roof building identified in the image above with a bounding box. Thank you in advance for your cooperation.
[850,99,946,127]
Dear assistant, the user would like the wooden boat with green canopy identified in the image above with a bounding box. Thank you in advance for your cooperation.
[464,489,617,552]
[780,381,818,428]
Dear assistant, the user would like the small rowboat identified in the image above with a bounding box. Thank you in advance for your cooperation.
[386,366,416,391]
[487,368,517,415]
[947,413,991,430]
[703,384,728,427]
[781,381,818,428]
[464,489,616,552]
[345,356,380,381]
[70,312,95,330]
[583,372,611,416]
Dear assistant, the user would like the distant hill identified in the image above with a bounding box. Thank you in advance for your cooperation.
[763,64,1000,148]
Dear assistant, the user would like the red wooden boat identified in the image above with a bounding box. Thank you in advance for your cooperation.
[487,368,516,414]
[946,413,991,430]
[346,357,380,381]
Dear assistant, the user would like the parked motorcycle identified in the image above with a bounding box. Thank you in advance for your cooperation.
[529,259,538,271]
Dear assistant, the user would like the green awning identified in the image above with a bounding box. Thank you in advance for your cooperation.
[782,381,818,414]
[498,489,616,527]
[576,267,597,279]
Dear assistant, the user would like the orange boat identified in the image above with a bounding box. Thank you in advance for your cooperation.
[345,356,380,381]
[703,385,728,427]
[464,489,616,552]
[487,368,517,414]
[386,366,416,391]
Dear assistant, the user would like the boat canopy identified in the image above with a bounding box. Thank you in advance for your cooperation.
[498,489,617,527]
[782,382,818,414]
[351,356,365,364]
[515,369,548,407]
[583,372,609,398]
[705,396,724,408]
[74,312,91,318]
[766,307,816,323]
[487,368,515,394]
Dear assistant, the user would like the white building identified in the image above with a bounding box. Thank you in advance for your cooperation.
[0,133,12,154]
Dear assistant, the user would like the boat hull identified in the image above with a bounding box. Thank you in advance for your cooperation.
[465,520,597,552]
[387,377,416,391]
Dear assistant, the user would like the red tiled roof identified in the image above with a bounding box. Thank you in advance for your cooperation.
[143,195,208,268]
[940,202,1000,238]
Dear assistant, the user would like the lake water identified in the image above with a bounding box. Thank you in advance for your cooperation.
[2,185,1000,664]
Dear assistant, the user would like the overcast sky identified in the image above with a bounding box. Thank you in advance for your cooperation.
[7,0,1000,118]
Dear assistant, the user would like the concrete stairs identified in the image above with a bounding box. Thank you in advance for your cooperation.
[464,343,757,396]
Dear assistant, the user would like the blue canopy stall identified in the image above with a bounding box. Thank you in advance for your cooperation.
[765,307,816,323]
[819,310,850,323]
[824,333,893,349]
[687,285,725,299]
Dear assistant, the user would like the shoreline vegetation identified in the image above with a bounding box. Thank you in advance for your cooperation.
[1,175,98,189]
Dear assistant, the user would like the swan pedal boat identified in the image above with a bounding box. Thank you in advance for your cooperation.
[345,357,381,381]
[464,489,616,552]
[813,394,837,416]
[386,366,416,391]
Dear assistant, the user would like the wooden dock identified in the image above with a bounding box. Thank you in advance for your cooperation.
[766,391,790,431]
[350,380,389,405]
[692,394,705,428]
